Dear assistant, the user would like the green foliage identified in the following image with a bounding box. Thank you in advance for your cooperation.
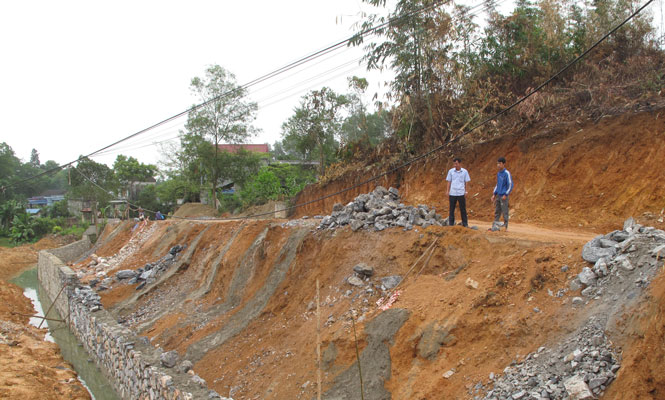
[113,155,157,183]
[0,200,24,230]
[239,168,282,205]
[33,217,56,237]
[136,185,161,215]
[238,164,316,206]
[218,193,243,213]
[47,200,70,218]
[0,143,67,202]
[69,157,116,207]
[155,178,198,209]
[58,223,89,239]
[10,213,36,243]
[113,155,157,200]
[280,87,349,176]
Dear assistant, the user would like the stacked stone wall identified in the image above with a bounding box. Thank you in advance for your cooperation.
[38,239,210,400]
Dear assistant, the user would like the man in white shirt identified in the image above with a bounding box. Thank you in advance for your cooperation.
[446,157,471,227]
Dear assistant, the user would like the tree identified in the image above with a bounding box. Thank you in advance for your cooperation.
[280,87,348,176]
[185,65,258,208]
[113,155,156,183]
[0,200,23,231]
[69,157,116,225]
[29,148,40,167]
[340,76,391,147]
[113,155,157,200]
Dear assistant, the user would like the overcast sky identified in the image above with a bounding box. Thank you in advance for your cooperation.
[1,0,393,168]
[4,1,660,170]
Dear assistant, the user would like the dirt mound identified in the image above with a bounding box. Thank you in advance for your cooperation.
[0,239,90,399]
[0,235,75,281]
[172,202,219,218]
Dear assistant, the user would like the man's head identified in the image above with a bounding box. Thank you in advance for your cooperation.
[497,157,506,170]
[453,157,462,170]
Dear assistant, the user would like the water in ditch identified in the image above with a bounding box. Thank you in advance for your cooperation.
[11,268,120,400]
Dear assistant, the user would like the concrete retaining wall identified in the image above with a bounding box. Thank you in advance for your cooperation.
[38,239,211,400]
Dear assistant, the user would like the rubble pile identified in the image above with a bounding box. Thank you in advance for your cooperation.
[318,186,446,231]
[480,317,619,400]
[481,217,665,399]
[118,244,185,291]
[77,222,160,289]
[573,216,665,300]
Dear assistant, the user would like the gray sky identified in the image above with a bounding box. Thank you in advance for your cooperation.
[5,0,658,169]
[1,0,390,167]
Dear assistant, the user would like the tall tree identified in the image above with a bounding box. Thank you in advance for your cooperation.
[69,157,116,225]
[280,87,348,176]
[185,65,258,208]
[29,148,40,167]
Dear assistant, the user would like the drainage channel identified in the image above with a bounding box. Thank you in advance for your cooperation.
[11,267,120,400]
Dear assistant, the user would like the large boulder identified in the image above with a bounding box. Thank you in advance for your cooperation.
[160,350,179,368]
[582,235,617,263]
[115,270,137,280]
[353,263,374,277]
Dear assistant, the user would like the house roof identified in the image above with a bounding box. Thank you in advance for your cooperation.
[40,189,66,197]
[217,144,269,154]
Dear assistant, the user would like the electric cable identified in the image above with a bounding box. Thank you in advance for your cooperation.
[225,0,656,220]
[0,0,450,194]
[61,0,655,222]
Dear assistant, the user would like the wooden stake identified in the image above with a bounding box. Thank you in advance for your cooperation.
[317,278,321,400]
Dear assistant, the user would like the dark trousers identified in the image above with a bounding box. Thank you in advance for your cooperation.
[449,195,468,227]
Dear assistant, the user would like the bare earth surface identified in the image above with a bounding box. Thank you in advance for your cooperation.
[2,111,665,399]
[0,236,91,400]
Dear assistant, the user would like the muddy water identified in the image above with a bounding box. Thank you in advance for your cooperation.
[11,268,120,400]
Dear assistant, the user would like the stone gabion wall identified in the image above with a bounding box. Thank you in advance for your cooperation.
[39,242,211,400]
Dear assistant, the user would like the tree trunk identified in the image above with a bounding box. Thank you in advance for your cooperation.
[212,135,220,210]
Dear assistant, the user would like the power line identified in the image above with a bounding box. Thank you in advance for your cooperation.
[227,0,656,220]
[88,0,505,159]
[64,0,654,224]
[0,0,449,193]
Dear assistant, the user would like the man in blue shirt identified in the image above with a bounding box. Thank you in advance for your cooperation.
[446,157,471,227]
[491,157,513,231]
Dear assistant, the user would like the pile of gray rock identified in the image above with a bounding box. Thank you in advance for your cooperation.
[572,217,665,300]
[318,186,446,231]
[480,317,619,400]
[114,245,185,291]
[480,217,665,399]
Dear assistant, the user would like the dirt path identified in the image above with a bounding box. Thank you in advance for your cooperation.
[468,219,598,243]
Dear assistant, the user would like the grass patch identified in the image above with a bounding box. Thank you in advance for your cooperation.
[0,236,17,248]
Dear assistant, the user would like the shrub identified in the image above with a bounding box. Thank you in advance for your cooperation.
[33,217,57,237]
[10,213,36,243]
[218,193,243,214]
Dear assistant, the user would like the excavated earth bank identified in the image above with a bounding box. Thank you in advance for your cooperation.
[59,110,665,399]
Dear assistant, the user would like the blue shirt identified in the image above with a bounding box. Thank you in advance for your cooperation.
[494,168,513,196]
[446,167,470,196]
